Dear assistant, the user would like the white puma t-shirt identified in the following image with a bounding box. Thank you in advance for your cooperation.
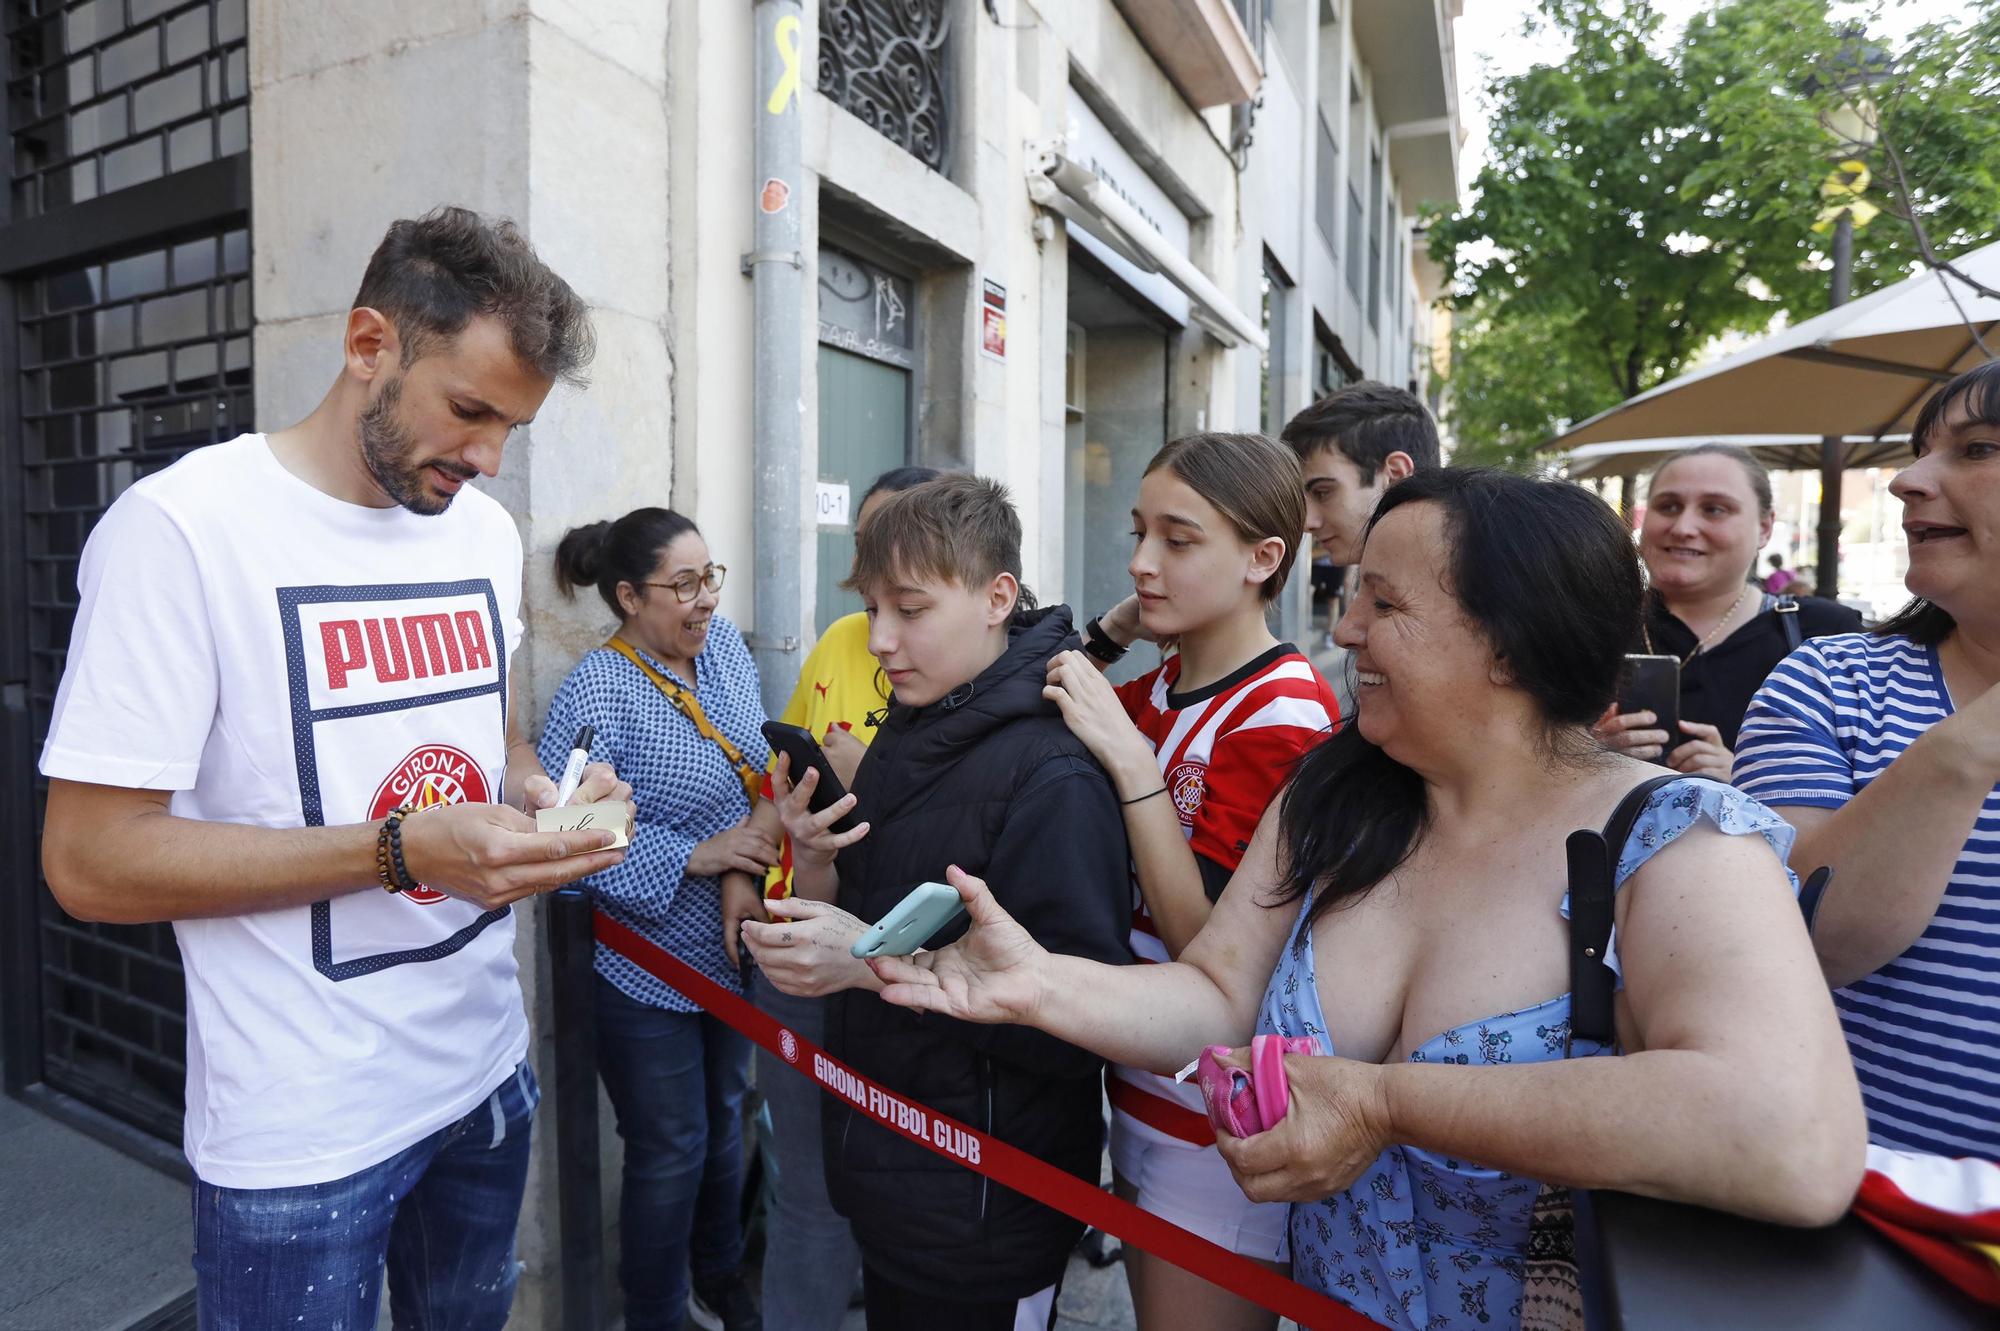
[40,433,531,1189]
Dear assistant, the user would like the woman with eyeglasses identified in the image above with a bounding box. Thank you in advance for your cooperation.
[541,508,775,1331]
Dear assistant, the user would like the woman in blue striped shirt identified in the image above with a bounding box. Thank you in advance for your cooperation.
[1737,359,2000,1161]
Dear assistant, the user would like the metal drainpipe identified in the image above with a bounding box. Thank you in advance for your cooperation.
[749,0,805,717]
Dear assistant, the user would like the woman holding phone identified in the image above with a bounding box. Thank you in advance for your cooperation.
[1055,432,1340,1331]
[1596,444,1859,777]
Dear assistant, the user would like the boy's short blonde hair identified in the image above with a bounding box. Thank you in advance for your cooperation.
[844,473,1022,595]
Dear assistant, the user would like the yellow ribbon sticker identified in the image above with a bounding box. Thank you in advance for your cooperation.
[767,14,802,116]
[1813,159,1880,233]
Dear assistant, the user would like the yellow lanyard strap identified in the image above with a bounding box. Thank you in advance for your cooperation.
[604,637,763,802]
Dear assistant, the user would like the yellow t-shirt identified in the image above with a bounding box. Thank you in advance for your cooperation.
[763,611,887,898]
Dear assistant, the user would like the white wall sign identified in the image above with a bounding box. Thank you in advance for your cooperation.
[1064,90,1192,326]
[816,481,852,527]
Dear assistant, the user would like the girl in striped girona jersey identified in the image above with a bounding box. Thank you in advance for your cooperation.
[1050,431,1341,1331]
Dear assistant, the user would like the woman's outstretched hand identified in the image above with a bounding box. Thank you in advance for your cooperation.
[866,866,1051,1026]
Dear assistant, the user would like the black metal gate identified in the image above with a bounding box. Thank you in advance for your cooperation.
[2,0,251,1146]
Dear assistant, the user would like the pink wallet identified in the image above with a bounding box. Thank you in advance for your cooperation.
[1195,1034,1321,1138]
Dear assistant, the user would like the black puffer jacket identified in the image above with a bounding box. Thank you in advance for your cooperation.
[822,605,1132,1301]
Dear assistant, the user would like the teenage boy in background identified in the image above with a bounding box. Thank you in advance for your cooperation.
[743,474,1132,1331]
[1283,380,1441,568]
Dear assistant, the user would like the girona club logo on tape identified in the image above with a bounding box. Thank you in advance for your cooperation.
[368,743,490,904]
[779,1028,799,1065]
[1166,760,1207,823]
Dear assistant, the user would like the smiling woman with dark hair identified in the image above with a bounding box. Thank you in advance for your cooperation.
[1596,444,1861,780]
[541,508,777,1331]
[863,468,1865,1331]
[1737,359,2000,1163]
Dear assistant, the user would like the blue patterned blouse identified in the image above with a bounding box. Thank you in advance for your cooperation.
[537,616,770,1012]
[1256,779,1796,1331]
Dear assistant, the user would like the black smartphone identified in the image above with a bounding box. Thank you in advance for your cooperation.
[1616,654,1682,762]
[760,721,861,833]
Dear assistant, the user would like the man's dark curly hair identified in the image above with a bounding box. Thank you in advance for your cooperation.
[352,205,595,386]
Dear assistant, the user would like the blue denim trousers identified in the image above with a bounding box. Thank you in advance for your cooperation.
[594,974,753,1331]
[191,1061,538,1331]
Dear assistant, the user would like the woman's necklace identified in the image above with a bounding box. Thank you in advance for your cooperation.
[1645,582,1752,666]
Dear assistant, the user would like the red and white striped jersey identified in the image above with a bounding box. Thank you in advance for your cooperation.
[1109,643,1339,1138]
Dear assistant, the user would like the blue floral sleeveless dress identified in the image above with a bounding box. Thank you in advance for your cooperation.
[1255,779,1795,1331]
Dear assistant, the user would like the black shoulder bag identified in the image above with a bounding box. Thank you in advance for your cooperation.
[1525,775,1834,1330]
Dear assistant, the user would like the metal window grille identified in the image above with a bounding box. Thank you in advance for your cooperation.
[818,0,951,175]
[3,0,252,1146]
[5,0,249,219]
[15,228,251,1138]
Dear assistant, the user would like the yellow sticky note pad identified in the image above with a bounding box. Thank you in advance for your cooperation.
[536,801,632,849]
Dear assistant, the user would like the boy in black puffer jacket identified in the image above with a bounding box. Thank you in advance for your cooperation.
[745,474,1131,1330]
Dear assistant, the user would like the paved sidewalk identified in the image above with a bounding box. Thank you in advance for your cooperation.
[0,1095,191,1331]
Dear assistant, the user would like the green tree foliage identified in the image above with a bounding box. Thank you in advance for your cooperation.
[1438,307,1611,470]
[1431,0,2000,471]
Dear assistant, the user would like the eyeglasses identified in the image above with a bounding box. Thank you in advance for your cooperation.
[643,565,727,603]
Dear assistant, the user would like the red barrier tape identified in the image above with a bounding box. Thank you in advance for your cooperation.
[593,912,1383,1331]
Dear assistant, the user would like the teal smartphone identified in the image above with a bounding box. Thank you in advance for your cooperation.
[850,881,967,959]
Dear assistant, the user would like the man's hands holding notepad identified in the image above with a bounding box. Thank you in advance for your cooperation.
[400,761,635,911]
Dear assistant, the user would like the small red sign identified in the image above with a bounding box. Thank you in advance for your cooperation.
[981,278,1007,361]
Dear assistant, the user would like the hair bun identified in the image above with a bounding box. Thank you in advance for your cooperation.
[553,520,614,596]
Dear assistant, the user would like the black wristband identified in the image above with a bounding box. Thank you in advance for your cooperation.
[1083,615,1129,664]
[1120,787,1169,807]
[377,805,420,893]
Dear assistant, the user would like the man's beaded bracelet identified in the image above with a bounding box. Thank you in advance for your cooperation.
[375,804,420,893]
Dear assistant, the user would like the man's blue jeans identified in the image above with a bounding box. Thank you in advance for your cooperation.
[191,1061,538,1331]
[595,974,752,1331]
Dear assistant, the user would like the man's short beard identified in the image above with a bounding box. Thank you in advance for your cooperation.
[358,374,460,516]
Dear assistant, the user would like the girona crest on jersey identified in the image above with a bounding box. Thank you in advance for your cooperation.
[1166,759,1207,824]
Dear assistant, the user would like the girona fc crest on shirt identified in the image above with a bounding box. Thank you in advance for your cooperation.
[1166,760,1207,824]
[368,743,491,904]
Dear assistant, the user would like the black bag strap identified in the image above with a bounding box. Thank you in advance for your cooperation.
[1798,865,1834,931]
[1770,593,1802,650]
[1566,773,1700,1053]
[1567,773,1830,1052]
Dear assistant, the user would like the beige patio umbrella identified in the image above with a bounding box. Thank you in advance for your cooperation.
[1547,240,2000,448]
[1544,240,1998,592]
[1561,435,1910,480]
